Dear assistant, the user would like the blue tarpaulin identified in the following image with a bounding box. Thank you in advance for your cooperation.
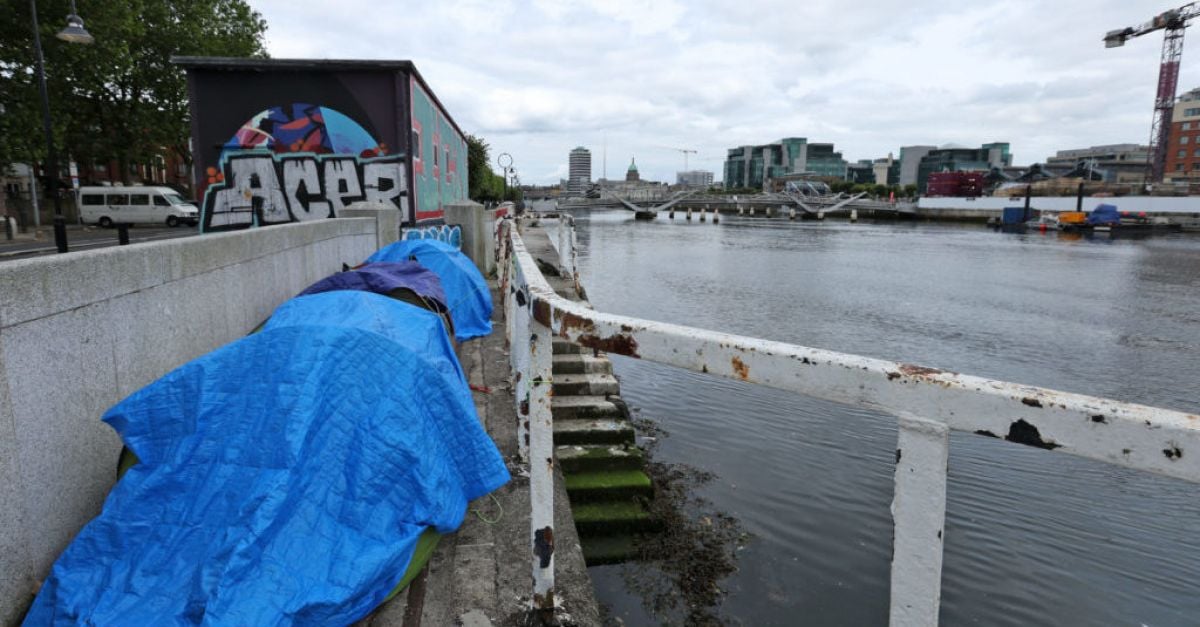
[298,262,449,313]
[24,292,509,626]
[366,240,492,342]
[266,292,464,383]
[1087,203,1121,225]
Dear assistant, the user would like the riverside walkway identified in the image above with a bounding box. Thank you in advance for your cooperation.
[358,281,602,627]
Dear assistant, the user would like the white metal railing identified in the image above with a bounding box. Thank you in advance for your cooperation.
[499,214,1200,626]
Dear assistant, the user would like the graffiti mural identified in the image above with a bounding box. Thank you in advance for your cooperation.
[402,224,462,248]
[204,153,407,229]
[181,59,469,231]
[202,103,407,231]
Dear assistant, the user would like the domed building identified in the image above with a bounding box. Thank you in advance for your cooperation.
[625,157,640,182]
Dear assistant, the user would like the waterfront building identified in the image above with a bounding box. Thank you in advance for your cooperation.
[898,145,936,186]
[676,170,714,187]
[915,142,1011,193]
[1164,87,1200,183]
[846,160,874,184]
[873,153,896,186]
[567,146,592,196]
[625,157,640,182]
[723,137,848,190]
[1046,144,1148,184]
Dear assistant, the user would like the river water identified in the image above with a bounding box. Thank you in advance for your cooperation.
[551,207,1200,626]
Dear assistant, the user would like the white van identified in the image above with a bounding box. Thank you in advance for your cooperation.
[78,186,200,228]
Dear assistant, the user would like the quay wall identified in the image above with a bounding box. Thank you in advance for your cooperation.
[918,195,1200,221]
[0,216,392,624]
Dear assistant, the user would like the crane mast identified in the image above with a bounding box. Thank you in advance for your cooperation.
[1105,3,1200,184]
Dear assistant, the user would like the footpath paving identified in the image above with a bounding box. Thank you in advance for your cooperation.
[357,284,602,627]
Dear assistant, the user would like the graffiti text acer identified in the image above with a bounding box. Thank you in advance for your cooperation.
[203,153,408,230]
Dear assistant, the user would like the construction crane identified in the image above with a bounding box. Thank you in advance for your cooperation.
[1105,3,1200,184]
[655,145,699,171]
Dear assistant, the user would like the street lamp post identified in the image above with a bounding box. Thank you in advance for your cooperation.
[31,0,94,253]
[497,152,513,201]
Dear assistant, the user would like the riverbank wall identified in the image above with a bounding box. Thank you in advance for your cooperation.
[0,211,396,625]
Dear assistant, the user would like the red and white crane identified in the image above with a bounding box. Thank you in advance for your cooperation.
[1105,3,1200,184]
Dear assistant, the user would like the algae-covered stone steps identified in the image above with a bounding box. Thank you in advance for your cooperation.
[523,227,656,566]
[550,350,656,566]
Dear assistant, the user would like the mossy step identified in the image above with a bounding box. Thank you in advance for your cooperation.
[552,353,613,375]
[553,373,619,396]
[553,418,635,446]
[572,500,659,534]
[551,395,626,421]
[564,469,653,502]
[556,444,644,472]
[581,534,638,566]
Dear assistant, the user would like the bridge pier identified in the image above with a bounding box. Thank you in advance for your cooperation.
[789,208,796,220]
[686,208,692,221]
[851,209,858,223]
[699,209,706,222]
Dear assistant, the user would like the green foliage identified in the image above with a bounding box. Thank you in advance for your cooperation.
[465,133,519,203]
[0,0,267,180]
[466,133,491,201]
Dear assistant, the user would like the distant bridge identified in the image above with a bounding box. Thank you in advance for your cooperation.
[611,190,698,218]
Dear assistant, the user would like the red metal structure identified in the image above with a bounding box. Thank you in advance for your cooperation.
[1105,3,1200,184]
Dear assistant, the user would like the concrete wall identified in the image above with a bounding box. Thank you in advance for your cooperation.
[0,216,391,624]
[444,201,500,277]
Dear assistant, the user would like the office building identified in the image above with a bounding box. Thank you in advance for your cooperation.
[915,143,1011,193]
[567,146,591,195]
[723,137,848,190]
[676,170,714,186]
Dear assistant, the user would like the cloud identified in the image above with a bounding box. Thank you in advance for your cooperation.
[250,0,1199,183]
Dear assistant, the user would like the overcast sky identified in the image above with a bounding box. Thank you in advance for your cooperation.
[252,1,1200,185]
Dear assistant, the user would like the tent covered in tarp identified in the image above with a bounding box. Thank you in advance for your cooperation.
[366,239,492,342]
[1087,203,1121,226]
[266,291,465,384]
[299,261,448,313]
[24,293,509,626]
[298,261,454,339]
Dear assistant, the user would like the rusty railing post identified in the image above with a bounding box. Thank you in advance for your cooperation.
[889,414,950,627]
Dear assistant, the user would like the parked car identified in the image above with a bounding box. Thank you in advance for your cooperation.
[78,186,200,227]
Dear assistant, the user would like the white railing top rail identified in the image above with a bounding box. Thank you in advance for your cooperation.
[513,212,1199,626]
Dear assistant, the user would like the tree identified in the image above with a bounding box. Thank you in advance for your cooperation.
[0,0,267,182]
[465,133,493,201]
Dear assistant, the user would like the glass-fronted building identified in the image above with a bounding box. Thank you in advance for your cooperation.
[915,143,1011,193]
[724,137,847,190]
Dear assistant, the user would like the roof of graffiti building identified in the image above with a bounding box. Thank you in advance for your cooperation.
[173,57,417,71]
[172,56,465,137]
